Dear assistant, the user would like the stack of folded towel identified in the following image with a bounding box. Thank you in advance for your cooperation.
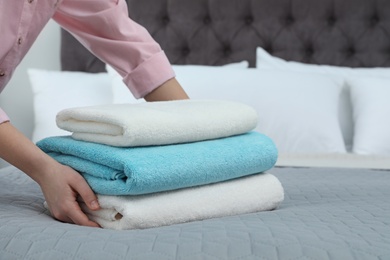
[37,99,284,230]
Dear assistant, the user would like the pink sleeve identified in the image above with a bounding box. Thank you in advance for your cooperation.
[52,0,175,98]
[0,108,10,124]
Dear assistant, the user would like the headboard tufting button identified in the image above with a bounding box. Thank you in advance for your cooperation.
[223,46,232,55]
[182,48,190,56]
[327,16,336,26]
[265,46,273,54]
[245,16,253,25]
[203,16,211,25]
[162,16,170,24]
[370,15,379,26]
[285,15,294,25]
[346,47,355,56]
[305,47,314,56]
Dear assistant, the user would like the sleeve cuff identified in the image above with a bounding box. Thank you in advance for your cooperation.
[0,108,10,124]
[123,51,176,99]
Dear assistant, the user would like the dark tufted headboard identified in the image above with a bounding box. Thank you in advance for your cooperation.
[61,0,390,72]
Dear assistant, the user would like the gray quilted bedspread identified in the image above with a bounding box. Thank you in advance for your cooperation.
[0,166,389,260]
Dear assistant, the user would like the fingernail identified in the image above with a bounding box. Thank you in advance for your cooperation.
[90,200,99,209]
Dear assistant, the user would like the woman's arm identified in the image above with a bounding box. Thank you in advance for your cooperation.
[0,122,100,227]
[0,77,187,227]
[144,78,189,102]
[53,0,184,101]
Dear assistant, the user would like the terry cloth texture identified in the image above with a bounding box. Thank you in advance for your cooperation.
[55,99,258,147]
[37,131,278,195]
[76,172,284,230]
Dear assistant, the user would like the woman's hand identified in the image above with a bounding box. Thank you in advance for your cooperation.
[0,122,100,227]
[39,163,101,227]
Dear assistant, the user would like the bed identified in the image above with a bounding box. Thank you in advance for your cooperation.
[1,0,390,259]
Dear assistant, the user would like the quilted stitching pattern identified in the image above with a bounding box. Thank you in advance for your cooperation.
[1,166,389,260]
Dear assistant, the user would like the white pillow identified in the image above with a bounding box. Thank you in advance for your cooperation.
[172,66,346,153]
[256,47,390,151]
[218,60,249,68]
[349,77,390,155]
[28,69,113,143]
[256,47,390,75]
[107,61,249,104]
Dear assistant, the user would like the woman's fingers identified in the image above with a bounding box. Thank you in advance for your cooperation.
[41,164,101,227]
[71,176,100,211]
[67,202,101,228]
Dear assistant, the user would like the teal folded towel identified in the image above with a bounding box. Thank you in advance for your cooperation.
[37,132,278,195]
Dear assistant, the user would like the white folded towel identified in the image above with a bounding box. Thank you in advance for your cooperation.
[56,99,258,147]
[78,172,284,230]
